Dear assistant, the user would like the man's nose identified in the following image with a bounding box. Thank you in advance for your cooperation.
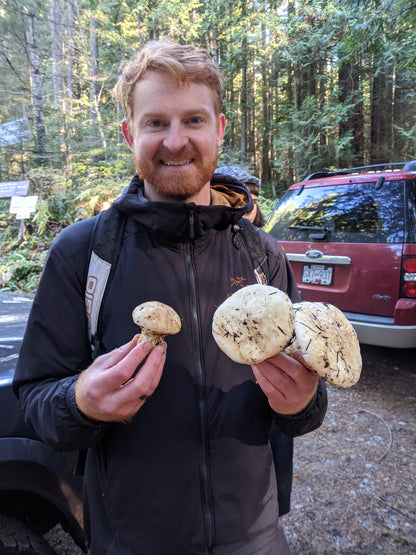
[163,122,189,152]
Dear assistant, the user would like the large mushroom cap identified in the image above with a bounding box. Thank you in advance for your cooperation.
[212,284,294,364]
[285,301,362,387]
[132,301,181,345]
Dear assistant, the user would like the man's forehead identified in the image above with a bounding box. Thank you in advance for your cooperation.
[132,71,217,110]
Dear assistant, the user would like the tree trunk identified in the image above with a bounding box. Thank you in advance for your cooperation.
[50,0,63,109]
[89,17,100,146]
[339,62,364,167]
[240,64,247,155]
[26,12,47,165]
[88,16,106,155]
[370,59,393,164]
[286,0,296,185]
[65,0,74,168]
[261,35,271,184]
[392,68,414,160]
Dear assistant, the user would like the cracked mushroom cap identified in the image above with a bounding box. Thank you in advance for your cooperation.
[284,301,362,387]
[212,284,295,364]
[132,301,181,346]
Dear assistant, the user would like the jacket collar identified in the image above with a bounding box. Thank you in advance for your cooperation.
[114,174,253,242]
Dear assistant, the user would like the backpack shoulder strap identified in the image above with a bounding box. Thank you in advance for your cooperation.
[232,218,270,285]
[85,205,127,355]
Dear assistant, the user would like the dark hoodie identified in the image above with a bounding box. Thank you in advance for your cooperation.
[14,175,327,554]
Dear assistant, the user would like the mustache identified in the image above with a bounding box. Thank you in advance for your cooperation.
[156,146,199,162]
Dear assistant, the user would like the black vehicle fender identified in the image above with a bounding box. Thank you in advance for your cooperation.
[0,436,85,551]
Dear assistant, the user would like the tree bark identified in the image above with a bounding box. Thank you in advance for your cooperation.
[50,0,63,109]
[370,60,393,164]
[339,62,364,167]
[26,12,47,165]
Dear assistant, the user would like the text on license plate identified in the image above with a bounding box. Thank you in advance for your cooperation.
[302,264,333,285]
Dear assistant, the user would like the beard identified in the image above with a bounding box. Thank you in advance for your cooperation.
[134,145,219,202]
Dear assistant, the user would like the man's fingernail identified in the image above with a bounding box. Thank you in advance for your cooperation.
[142,341,152,353]
[156,344,166,357]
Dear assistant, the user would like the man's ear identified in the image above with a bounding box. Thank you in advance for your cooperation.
[121,119,133,149]
[217,113,226,147]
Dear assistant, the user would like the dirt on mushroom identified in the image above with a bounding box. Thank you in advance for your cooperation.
[213,285,361,388]
[284,301,362,388]
[212,284,294,364]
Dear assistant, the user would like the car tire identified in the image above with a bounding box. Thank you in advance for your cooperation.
[0,514,55,554]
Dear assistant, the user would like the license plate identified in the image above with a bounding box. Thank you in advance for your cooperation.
[302,264,333,285]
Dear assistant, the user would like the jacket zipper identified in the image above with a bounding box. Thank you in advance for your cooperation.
[186,206,215,551]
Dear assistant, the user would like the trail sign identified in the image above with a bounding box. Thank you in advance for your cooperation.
[0,118,33,147]
[0,180,30,198]
[10,195,38,220]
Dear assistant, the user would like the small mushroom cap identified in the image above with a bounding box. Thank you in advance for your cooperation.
[212,284,294,364]
[132,301,181,336]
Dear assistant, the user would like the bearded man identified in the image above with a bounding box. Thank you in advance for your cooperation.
[14,40,327,554]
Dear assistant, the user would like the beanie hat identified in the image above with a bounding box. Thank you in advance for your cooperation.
[215,166,261,190]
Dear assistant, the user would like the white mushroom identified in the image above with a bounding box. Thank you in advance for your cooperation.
[132,301,181,346]
[212,285,362,388]
[212,284,295,364]
[284,301,362,387]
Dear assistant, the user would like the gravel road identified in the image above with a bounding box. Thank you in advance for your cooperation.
[282,344,416,554]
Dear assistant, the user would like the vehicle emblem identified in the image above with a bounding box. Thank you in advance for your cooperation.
[373,294,391,301]
[305,250,323,259]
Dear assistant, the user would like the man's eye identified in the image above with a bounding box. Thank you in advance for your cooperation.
[148,121,164,128]
[187,117,203,125]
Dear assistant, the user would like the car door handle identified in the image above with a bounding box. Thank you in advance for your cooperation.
[286,253,352,265]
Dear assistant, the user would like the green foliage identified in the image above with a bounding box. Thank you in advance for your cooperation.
[0,236,48,292]
[0,161,132,291]
[1,0,416,289]
[258,195,276,222]
[275,95,354,181]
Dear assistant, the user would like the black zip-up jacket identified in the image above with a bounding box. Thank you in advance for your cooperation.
[14,175,327,554]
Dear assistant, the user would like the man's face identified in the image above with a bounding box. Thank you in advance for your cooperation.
[122,71,226,203]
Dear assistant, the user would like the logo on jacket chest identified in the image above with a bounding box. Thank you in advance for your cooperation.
[230,276,247,288]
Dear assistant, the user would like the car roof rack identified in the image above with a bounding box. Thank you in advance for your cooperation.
[302,161,416,181]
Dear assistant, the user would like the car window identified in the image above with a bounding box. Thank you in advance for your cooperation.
[267,180,410,244]
[405,180,416,242]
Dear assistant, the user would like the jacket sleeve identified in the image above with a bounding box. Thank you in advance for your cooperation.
[271,377,327,437]
[258,229,328,437]
[13,219,111,451]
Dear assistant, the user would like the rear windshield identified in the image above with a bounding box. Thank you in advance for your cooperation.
[267,179,416,244]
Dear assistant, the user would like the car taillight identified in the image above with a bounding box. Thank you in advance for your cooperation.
[401,257,416,298]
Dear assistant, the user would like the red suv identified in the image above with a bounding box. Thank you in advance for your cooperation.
[265,162,416,348]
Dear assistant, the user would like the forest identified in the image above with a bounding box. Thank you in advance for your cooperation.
[1,0,416,290]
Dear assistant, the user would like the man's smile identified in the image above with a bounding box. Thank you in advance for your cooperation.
[160,159,194,166]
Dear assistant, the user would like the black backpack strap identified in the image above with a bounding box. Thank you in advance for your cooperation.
[85,205,127,357]
[232,218,270,285]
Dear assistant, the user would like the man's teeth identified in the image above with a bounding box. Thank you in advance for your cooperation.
[162,160,192,166]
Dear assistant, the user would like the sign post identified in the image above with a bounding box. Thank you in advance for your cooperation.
[5,188,37,241]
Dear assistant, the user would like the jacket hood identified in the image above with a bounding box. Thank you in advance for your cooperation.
[113,174,253,241]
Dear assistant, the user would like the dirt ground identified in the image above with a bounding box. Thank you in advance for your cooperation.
[282,344,416,554]
[45,344,416,554]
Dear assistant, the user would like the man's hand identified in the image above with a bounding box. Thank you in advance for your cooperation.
[75,336,166,422]
[252,350,319,416]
